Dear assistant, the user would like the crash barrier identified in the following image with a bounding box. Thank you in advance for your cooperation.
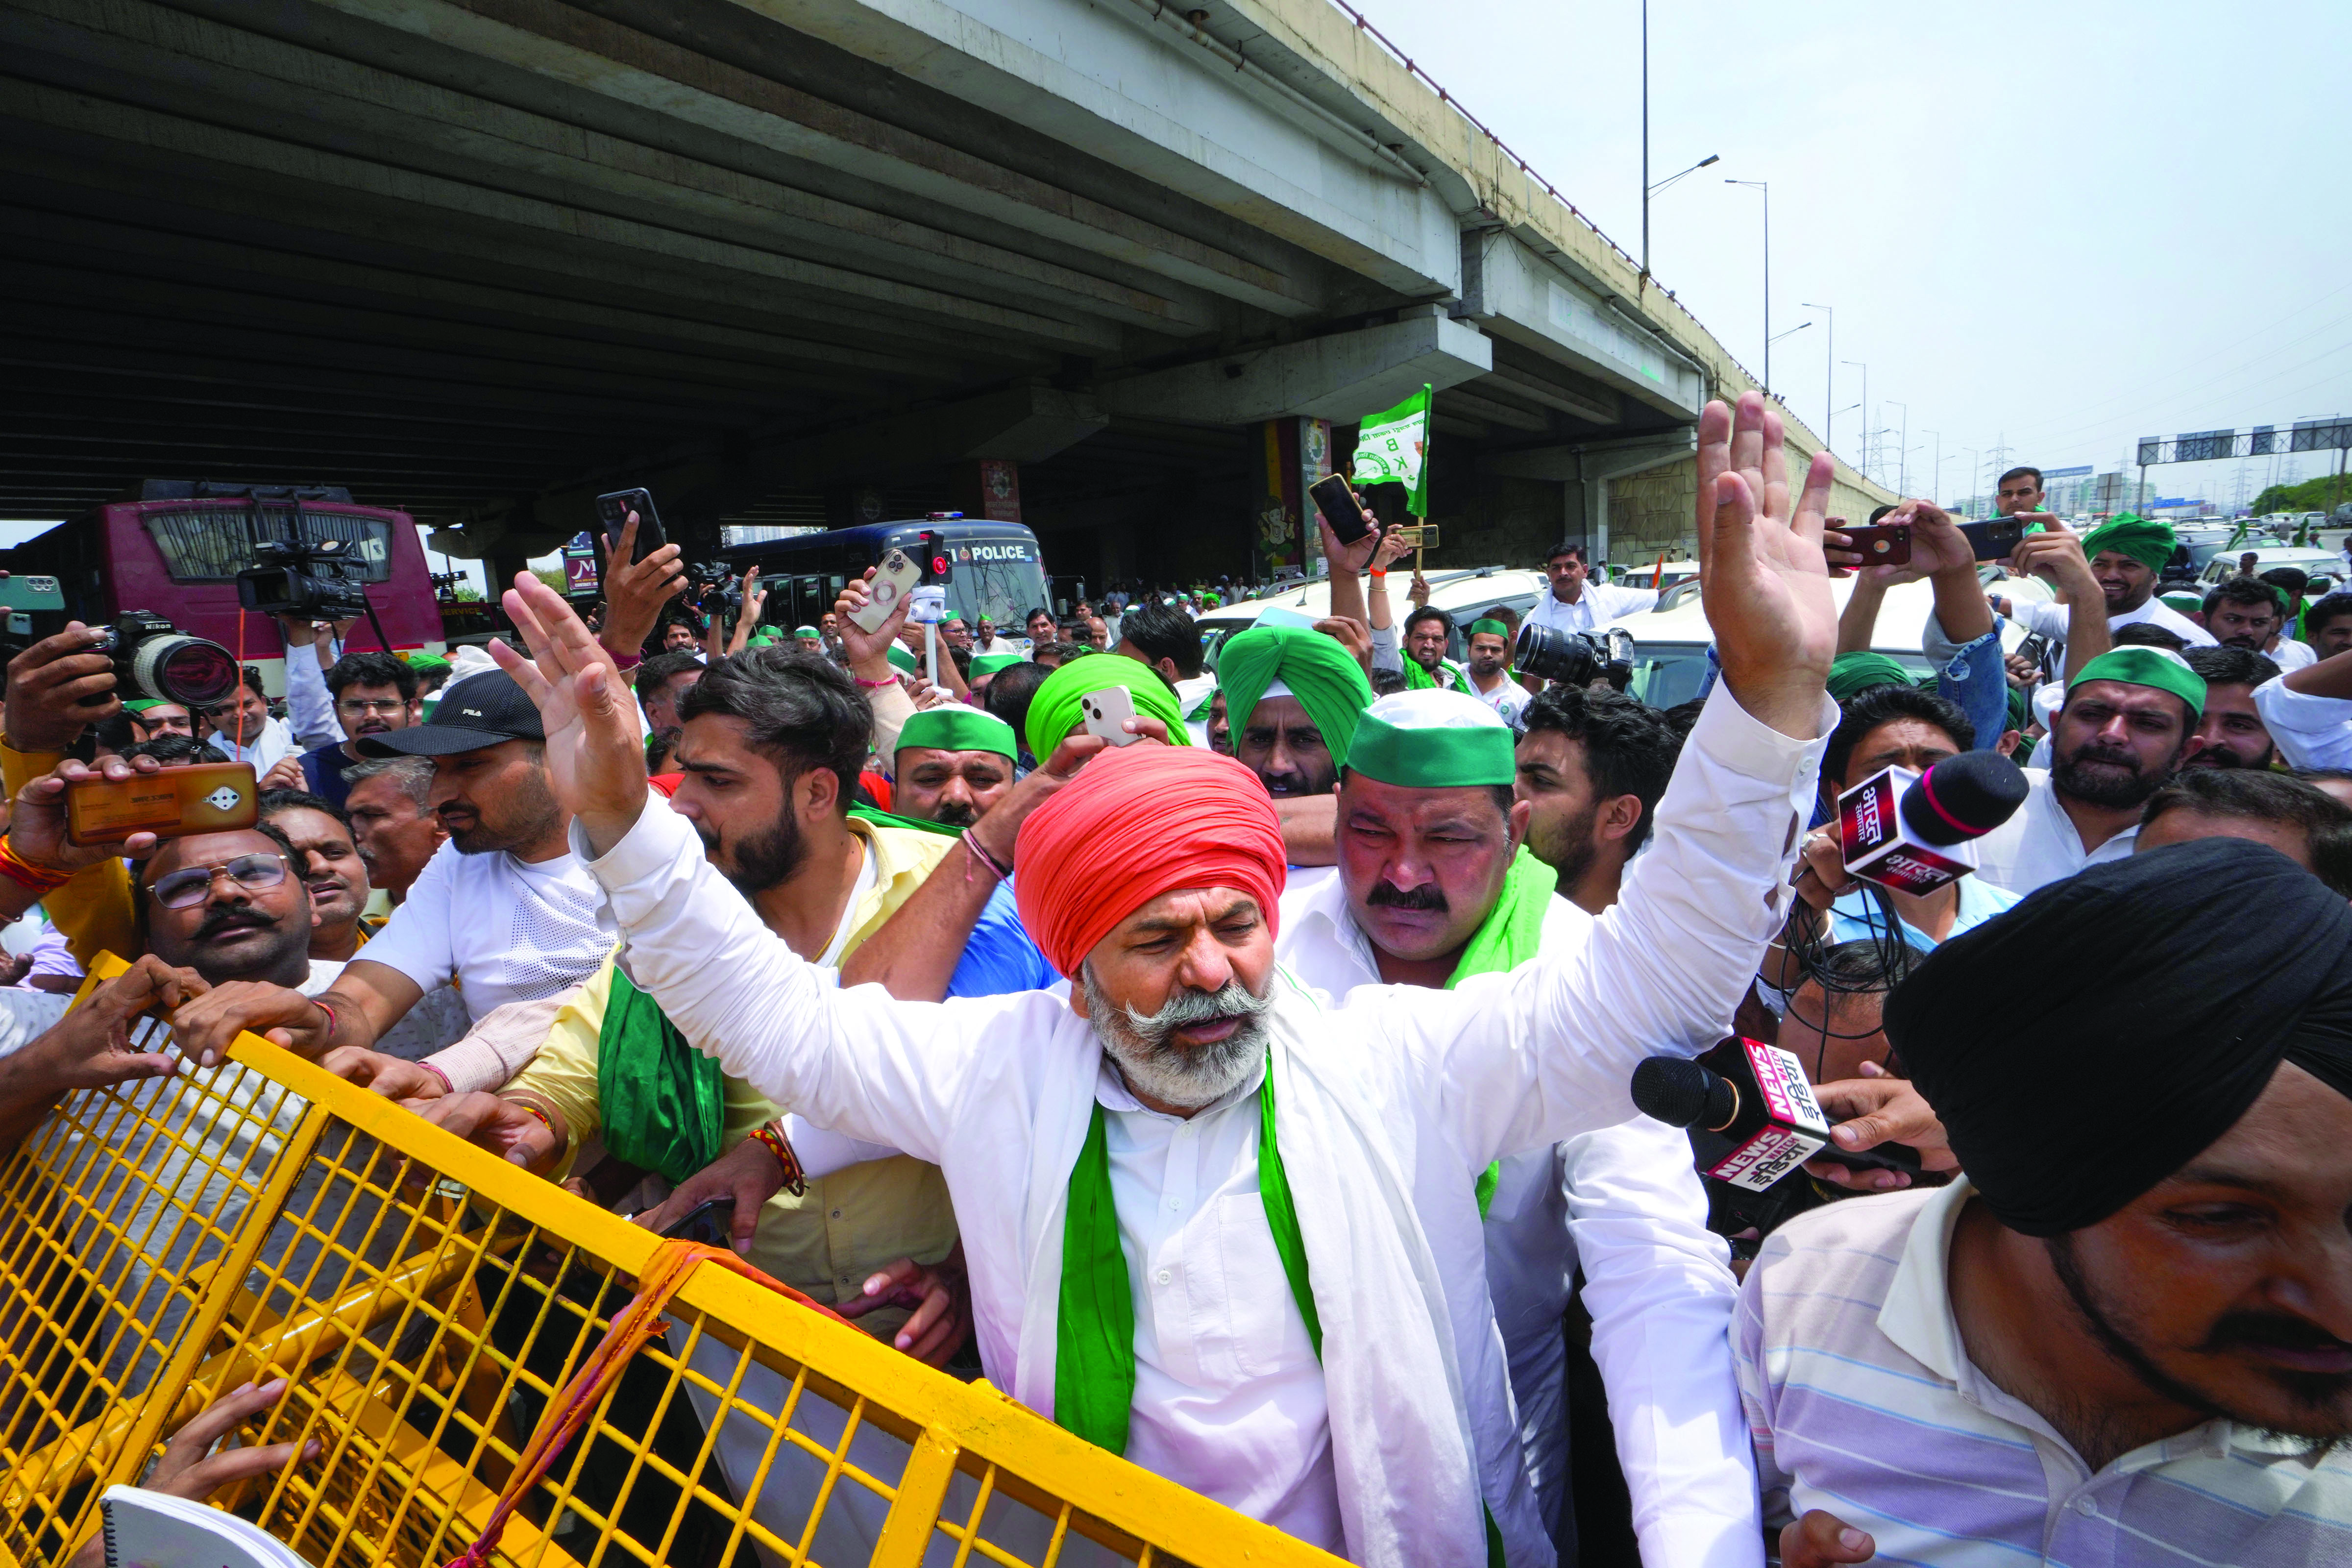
[0,956,1343,1568]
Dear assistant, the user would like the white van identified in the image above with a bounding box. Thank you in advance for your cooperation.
[1196,565,1551,668]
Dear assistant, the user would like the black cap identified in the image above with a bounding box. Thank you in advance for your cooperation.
[354,669,543,758]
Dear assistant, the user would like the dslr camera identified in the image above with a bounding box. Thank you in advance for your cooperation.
[1513,623,1636,691]
[235,539,375,621]
[91,612,241,710]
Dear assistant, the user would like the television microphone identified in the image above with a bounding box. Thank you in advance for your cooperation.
[1632,1042,1921,1193]
[1836,749,2028,895]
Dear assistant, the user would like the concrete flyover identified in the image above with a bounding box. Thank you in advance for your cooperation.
[0,0,1892,587]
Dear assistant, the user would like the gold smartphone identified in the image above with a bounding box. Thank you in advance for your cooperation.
[1391,523,1442,549]
[64,761,260,847]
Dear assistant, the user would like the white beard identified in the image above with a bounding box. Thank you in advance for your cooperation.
[1080,962,1270,1110]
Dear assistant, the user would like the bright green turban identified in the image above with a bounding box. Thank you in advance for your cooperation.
[1024,657,1192,760]
[1214,626,1375,764]
[2079,513,2177,572]
[1827,651,1916,704]
[2070,646,2205,720]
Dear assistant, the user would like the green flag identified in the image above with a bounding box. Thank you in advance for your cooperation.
[1351,383,1433,516]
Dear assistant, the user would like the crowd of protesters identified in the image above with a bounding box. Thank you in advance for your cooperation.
[4,397,2350,1567]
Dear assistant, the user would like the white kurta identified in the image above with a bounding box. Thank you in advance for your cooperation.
[577,683,1827,1568]
[1274,874,1760,1568]
[1964,768,2137,895]
[1523,584,1661,636]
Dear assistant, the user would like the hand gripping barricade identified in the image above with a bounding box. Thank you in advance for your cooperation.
[0,956,1344,1568]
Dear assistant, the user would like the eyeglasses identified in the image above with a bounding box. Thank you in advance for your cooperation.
[335,698,408,716]
[148,853,290,910]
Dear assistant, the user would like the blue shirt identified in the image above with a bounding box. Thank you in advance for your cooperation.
[1825,875,2022,953]
[944,878,1058,998]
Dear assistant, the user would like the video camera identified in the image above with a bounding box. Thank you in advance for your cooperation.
[235,539,374,621]
[1513,623,1636,691]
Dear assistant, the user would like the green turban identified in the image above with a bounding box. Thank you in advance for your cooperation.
[1467,619,1511,640]
[2070,646,2205,720]
[406,652,451,674]
[2160,593,2205,617]
[122,699,166,714]
[793,625,821,639]
[1024,658,1192,760]
[896,707,1017,760]
[2079,513,2177,572]
[1827,651,1916,704]
[1214,627,1375,764]
[2005,681,2032,736]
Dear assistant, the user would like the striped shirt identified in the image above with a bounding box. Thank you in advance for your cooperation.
[1736,1179,2352,1565]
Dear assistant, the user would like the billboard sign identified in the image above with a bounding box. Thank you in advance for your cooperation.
[2291,419,2352,453]
[2176,430,2236,463]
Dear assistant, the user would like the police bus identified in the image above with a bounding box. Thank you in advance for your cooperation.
[717,515,1052,642]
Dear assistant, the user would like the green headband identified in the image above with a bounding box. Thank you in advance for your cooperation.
[2079,512,2177,572]
[1344,690,1517,788]
[1467,619,1511,640]
[405,653,451,673]
[793,625,821,638]
[886,644,918,673]
[2070,646,2205,719]
[122,699,168,714]
[970,652,1023,677]
[896,707,1018,760]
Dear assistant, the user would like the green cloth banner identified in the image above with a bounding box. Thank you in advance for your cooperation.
[595,967,726,1186]
[1351,383,1434,516]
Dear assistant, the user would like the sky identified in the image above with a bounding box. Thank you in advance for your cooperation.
[1366,0,2352,510]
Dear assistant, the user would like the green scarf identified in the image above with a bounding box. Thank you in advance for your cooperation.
[595,967,726,1185]
[601,805,955,1182]
[1402,653,1471,692]
[1447,848,1560,1216]
[1056,1053,1319,1456]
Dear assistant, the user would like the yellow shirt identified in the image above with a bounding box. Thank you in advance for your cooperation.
[512,819,959,1330]
[1,743,137,971]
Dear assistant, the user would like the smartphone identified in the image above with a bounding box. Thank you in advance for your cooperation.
[65,761,258,848]
[595,488,665,565]
[1391,523,1441,549]
[1079,684,1142,747]
[849,548,922,634]
[659,1196,736,1248]
[1308,474,1371,545]
[1960,516,2024,562]
[1838,523,1912,567]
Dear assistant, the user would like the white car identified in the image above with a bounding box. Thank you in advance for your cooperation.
[1601,570,2054,709]
[2198,546,2342,591]
[1197,566,1552,667]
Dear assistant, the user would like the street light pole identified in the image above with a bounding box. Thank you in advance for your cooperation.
[1801,301,1833,452]
[1887,401,1909,495]
[1644,153,1719,278]
[1841,361,1868,481]
[1641,0,1648,277]
[1727,180,1769,394]
[1924,430,1941,507]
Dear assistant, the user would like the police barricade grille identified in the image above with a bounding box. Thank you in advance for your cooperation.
[0,956,1343,1568]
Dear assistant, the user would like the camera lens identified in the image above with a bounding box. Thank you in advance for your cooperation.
[1513,622,1600,687]
[127,635,240,708]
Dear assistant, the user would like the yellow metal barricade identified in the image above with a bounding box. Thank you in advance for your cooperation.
[0,960,1343,1568]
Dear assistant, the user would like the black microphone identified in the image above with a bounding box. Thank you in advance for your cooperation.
[1633,1043,1920,1192]
[1838,750,2029,894]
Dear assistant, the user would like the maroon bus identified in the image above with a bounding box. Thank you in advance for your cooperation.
[8,482,449,696]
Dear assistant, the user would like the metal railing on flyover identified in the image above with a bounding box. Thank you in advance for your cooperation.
[0,955,1344,1568]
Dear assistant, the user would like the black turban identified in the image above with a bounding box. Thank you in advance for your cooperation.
[1884,837,2352,1236]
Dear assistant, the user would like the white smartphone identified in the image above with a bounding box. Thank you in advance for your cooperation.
[1079,684,1142,747]
[848,548,922,634]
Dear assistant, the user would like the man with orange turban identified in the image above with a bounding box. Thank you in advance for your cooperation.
[487,395,1841,1568]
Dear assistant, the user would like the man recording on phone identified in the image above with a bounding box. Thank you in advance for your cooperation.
[1995,509,2213,655]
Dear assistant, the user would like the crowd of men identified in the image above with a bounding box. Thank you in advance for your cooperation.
[4,397,2351,1567]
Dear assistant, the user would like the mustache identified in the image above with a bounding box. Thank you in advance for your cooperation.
[2067,744,2147,773]
[1365,879,1448,912]
[1106,976,1273,1056]
[193,906,272,941]
[929,800,978,827]
[2203,1311,2352,1358]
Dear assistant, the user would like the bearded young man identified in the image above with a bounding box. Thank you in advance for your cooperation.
[1969,647,2202,895]
[2180,645,2281,772]
[1746,840,2352,1568]
[1997,514,2214,656]
[473,393,1837,1568]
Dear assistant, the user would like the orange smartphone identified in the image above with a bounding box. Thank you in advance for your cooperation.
[64,761,260,848]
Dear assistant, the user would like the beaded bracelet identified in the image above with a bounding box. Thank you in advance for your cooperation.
[749,1122,807,1195]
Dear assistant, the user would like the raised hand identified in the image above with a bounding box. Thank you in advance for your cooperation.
[1313,487,1385,577]
[1694,393,1837,738]
[4,623,117,753]
[833,566,913,679]
[490,571,650,857]
[597,511,687,662]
